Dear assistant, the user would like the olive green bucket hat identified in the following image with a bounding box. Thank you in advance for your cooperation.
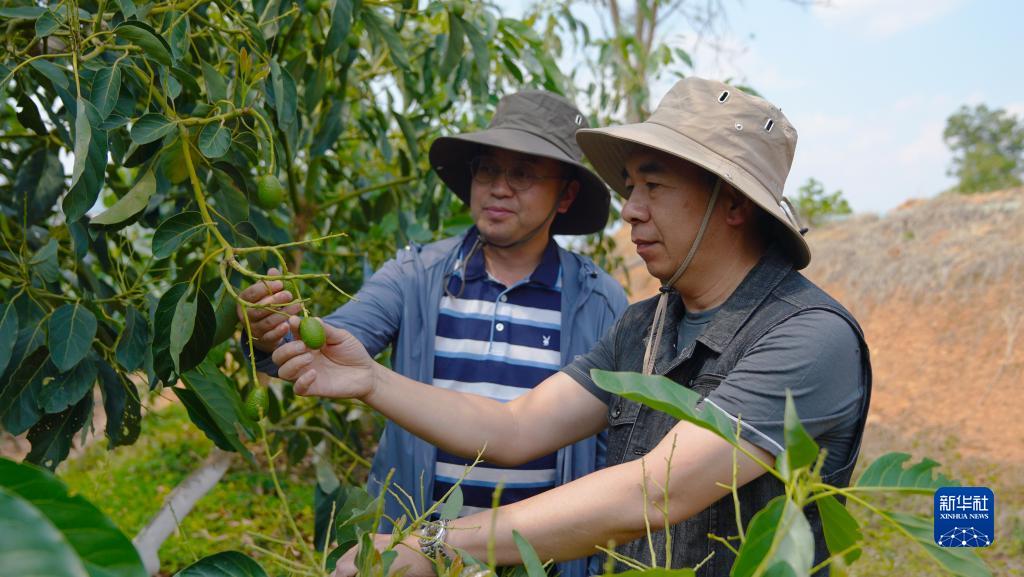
[576,77,810,268]
[429,90,611,235]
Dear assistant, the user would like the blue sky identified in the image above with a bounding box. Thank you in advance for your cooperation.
[515,0,1024,214]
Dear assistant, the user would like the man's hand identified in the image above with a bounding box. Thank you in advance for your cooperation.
[236,268,301,354]
[332,534,434,577]
[272,316,378,400]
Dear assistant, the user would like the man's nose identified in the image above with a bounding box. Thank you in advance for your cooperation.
[621,193,649,223]
[489,172,514,197]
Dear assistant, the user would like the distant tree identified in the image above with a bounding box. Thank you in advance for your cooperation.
[794,177,852,227]
[943,104,1024,194]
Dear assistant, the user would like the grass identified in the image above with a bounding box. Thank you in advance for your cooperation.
[58,401,320,577]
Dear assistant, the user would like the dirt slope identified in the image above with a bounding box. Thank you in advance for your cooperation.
[614,188,1024,463]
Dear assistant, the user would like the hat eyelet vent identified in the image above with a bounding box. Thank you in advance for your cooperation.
[718,90,730,103]
[764,118,775,132]
[734,123,743,131]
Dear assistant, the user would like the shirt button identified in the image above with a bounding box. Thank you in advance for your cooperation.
[495,322,505,332]
[499,295,508,303]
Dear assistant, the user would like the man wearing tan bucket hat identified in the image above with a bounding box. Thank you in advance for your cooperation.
[274,78,871,577]
[239,91,627,577]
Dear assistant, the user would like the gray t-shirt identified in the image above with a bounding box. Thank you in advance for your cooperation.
[566,308,865,474]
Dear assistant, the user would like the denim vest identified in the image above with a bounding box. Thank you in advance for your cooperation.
[602,249,872,576]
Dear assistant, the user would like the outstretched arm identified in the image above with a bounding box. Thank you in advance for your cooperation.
[273,317,608,466]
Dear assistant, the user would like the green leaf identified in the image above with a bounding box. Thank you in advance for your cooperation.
[855,453,958,494]
[65,98,108,222]
[40,355,97,414]
[0,458,147,577]
[116,307,150,371]
[817,495,862,565]
[29,59,69,89]
[311,98,344,156]
[211,288,239,346]
[269,60,297,129]
[0,348,56,435]
[113,20,173,66]
[325,0,354,55]
[14,149,64,226]
[0,487,89,577]
[199,122,231,158]
[177,359,254,458]
[91,65,122,120]
[884,511,992,577]
[591,370,740,447]
[115,0,137,18]
[611,570,696,577]
[361,9,409,70]
[48,303,98,372]
[16,94,48,134]
[0,6,47,18]
[165,10,191,62]
[732,496,814,577]
[130,113,176,144]
[393,111,419,164]
[152,211,206,259]
[0,303,18,378]
[97,361,142,449]
[201,61,228,102]
[170,288,198,373]
[776,390,819,479]
[91,169,156,228]
[512,530,547,577]
[173,550,269,576]
[439,14,465,80]
[33,10,59,37]
[439,485,463,520]
[26,393,93,470]
[30,237,60,283]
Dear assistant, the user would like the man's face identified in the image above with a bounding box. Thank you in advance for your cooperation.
[469,147,577,246]
[621,147,718,281]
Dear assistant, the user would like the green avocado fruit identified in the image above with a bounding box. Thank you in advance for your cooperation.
[256,175,285,209]
[245,386,269,421]
[299,317,326,349]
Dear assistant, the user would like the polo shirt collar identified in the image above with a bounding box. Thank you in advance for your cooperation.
[458,227,561,288]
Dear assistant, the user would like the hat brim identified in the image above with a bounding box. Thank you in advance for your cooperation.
[429,128,611,235]
[576,122,811,269]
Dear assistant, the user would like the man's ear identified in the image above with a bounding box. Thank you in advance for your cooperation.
[557,180,580,214]
[723,185,754,226]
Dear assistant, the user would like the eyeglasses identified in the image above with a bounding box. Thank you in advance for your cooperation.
[469,156,567,192]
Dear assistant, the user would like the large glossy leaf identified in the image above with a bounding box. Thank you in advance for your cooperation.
[776,391,819,480]
[115,306,150,371]
[0,458,147,577]
[591,370,740,447]
[854,453,958,494]
[41,355,97,414]
[361,9,408,70]
[91,169,156,228]
[64,99,108,222]
[201,61,227,102]
[816,495,862,565]
[26,393,93,470]
[439,13,465,80]
[325,0,354,55]
[884,511,992,577]
[173,550,268,576]
[170,287,198,373]
[130,112,176,144]
[13,148,64,225]
[198,122,231,158]
[16,93,47,134]
[91,65,122,119]
[152,211,206,259]
[48,303,98,372]
[0,348,56,434]
[732,495,814,577]
[98,361,142,448]
[0,487,89,577]
[113,20,173,66]
[178,359,254,458]
[0,302,18,378]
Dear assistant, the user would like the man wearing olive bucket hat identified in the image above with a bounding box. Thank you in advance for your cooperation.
[239,91,627,577]
[274,78,872,577]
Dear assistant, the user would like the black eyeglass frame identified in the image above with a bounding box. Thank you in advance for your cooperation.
[468,156,571,192]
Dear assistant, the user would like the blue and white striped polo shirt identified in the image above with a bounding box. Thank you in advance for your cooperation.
[432,229,563,517]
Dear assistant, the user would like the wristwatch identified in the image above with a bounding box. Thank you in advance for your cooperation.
[418,519,451,560]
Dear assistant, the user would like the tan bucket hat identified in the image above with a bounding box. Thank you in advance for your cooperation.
[576,77,810,268]
[430,91,611,235]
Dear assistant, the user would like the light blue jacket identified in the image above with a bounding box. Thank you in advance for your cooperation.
[257,231,627,577]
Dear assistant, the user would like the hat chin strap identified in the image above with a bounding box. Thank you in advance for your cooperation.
[641,177,722,376]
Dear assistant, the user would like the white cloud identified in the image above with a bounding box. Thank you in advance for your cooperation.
[813,0,963,37]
